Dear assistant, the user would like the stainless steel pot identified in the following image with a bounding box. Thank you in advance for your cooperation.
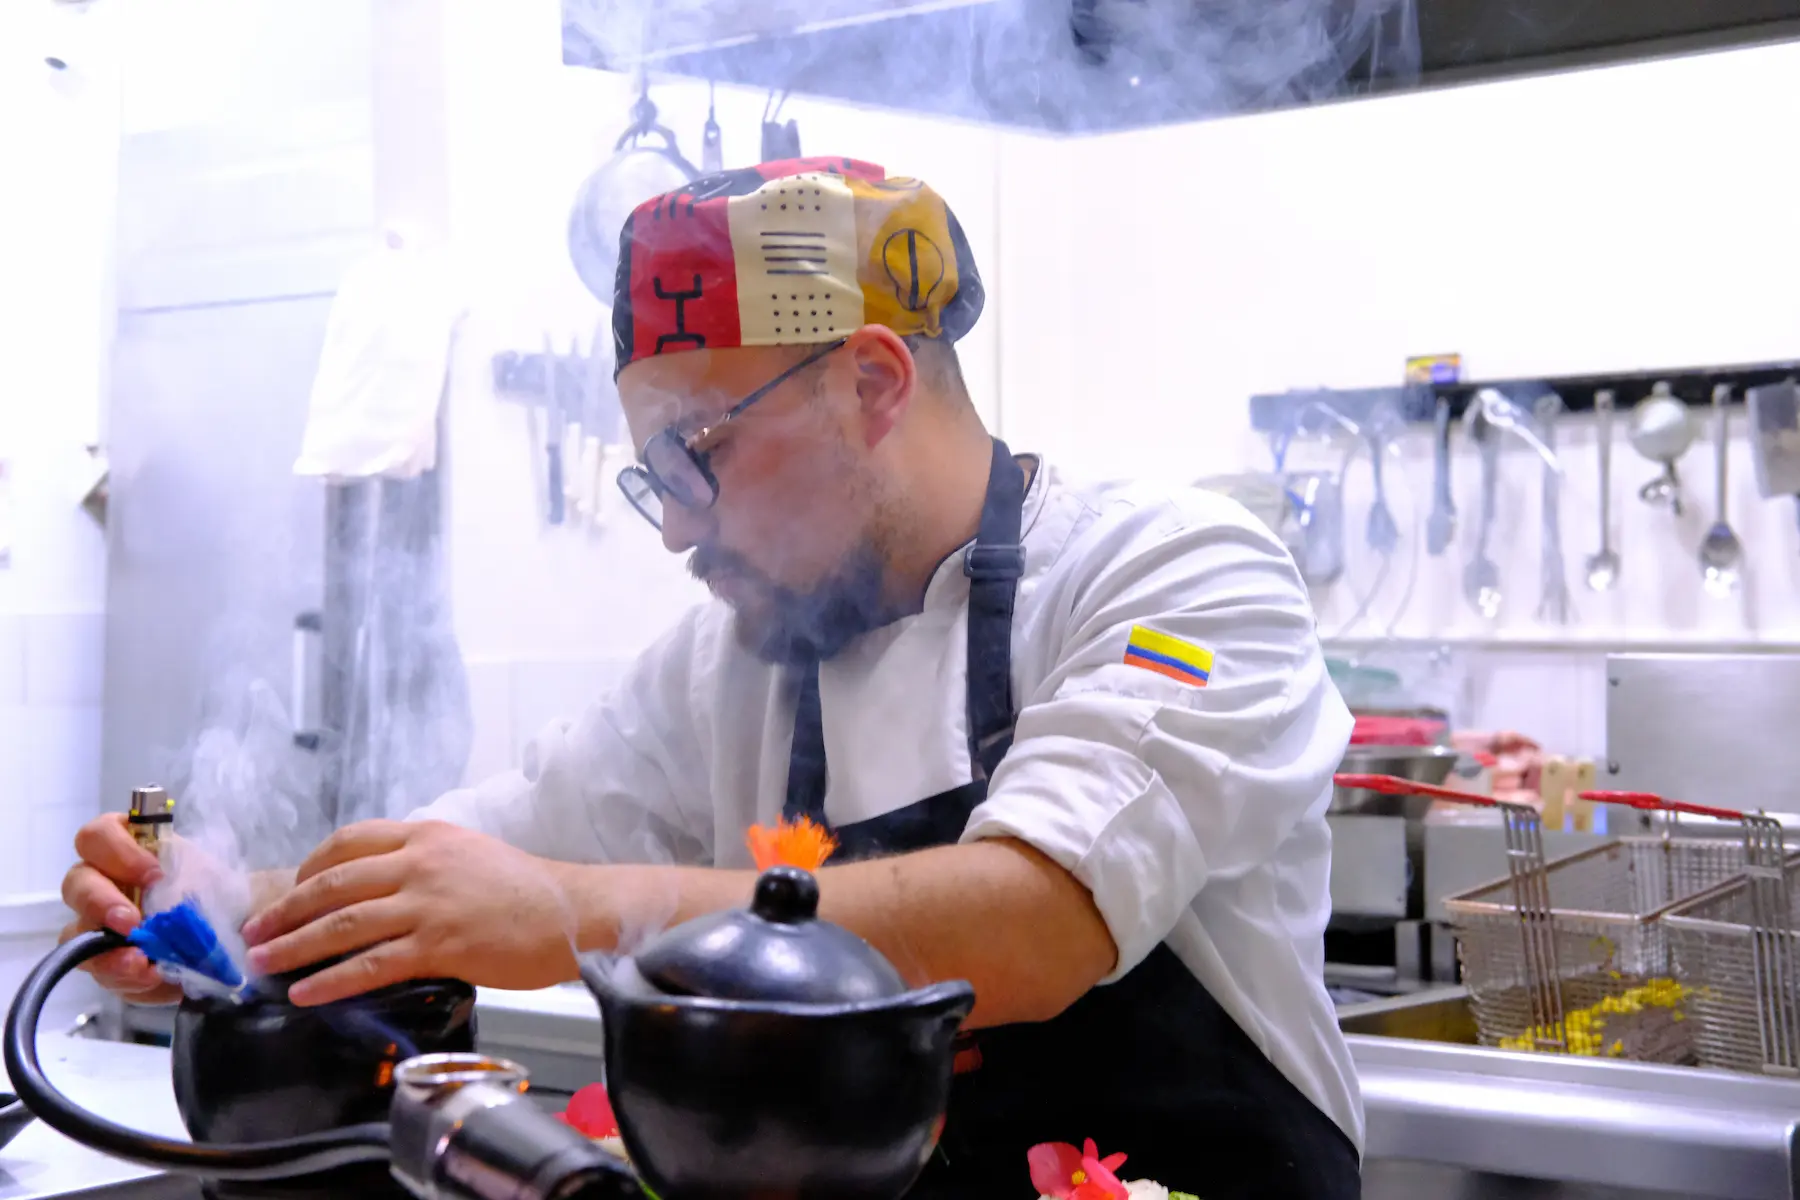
[1332,744,1464,925]
[1332,745,1460,820]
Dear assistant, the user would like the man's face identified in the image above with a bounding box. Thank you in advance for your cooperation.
[617,340,894,664]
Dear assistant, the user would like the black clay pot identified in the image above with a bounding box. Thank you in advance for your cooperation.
[171,972,476,1200]
[582,866,976,1200]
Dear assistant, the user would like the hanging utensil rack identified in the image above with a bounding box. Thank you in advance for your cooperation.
[1250,358,1800,433]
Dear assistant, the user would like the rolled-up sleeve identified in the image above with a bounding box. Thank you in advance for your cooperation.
[961,496,1349,981]
[410,615,715,867]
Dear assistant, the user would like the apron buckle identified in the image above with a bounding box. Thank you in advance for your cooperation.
[964,544,1025,580]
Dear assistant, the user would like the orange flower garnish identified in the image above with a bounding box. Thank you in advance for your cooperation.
[746,815,839,872]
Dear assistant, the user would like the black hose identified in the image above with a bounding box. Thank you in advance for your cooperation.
[2,931,393,1181]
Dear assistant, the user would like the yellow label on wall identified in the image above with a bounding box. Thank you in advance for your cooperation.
[1404,354,1463,385]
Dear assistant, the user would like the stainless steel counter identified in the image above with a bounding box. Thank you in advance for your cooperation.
[35,986,1800,1199]
[1344,989,1800,1199]
[0,1033,185,1200]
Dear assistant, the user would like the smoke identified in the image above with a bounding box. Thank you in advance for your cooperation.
[136,456,471,999]
[566,0,1422,132]
[137,674,324,990]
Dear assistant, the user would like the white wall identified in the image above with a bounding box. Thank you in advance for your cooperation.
[0,0,118,1020]
[997,41,1800,755]
[1007,42,1800,646]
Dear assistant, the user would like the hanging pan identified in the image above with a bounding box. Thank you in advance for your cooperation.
[568,81,700,303]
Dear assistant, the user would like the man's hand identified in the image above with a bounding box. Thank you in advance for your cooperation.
[241,820,581,1006]
[59,816,298,1006]
[58,814,179,1005]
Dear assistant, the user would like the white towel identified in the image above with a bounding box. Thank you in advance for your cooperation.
[294,238,464,480]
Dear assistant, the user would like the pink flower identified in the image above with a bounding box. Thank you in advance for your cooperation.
[1028,1139,1129,1200]
[556,1083,619,1139]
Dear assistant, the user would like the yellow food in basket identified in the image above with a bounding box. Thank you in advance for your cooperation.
[1498,978,1689,1056]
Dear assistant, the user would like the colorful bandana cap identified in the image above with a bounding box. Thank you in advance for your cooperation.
[611,157,985,378]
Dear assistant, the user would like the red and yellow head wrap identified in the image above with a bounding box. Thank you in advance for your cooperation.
[611,157,985,378]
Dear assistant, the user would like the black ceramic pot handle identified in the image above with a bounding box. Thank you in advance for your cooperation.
[1,931,391,1181]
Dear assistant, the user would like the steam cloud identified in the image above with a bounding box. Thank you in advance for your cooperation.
[142,674,327,988]
[567,0,1422,132]
[141,471,470,996]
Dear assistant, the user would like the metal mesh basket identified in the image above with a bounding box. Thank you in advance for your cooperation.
[1334,773,1788,1068]
[1662,852,1800,1076]
[1444,836,1752,1061]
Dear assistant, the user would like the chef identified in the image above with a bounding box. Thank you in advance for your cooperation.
[61,158,1361,1198]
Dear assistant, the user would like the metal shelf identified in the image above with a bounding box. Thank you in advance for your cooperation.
[1250,359,1800,434]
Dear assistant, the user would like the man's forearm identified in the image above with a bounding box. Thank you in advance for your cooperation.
[557,838,1118,1028]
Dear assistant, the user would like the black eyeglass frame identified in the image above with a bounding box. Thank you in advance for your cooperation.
[615,336,850,529]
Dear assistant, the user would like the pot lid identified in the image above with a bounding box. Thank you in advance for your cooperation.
[632,867,906,1004]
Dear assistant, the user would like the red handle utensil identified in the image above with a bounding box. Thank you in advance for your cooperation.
[1334,773,1508,808]
[1576,790,1748,823]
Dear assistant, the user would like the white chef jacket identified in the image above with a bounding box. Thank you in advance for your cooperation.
[415,457,1363,1151]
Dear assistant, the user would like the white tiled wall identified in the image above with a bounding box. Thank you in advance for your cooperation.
[0,0,119,1015]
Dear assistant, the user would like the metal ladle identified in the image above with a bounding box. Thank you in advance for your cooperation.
[1584,389,1621,591]
[1365,403,1402,555]
[1463,390,1562,621]
[1629,382,1696,516]
[1464,412,1503,620]
[1700,383,1743,596]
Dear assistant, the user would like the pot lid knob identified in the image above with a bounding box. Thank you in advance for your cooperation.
[631,867,906,1004]
[750,866,818,925]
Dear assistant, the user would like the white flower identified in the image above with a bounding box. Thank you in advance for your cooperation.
[1125,1180,1170,1200]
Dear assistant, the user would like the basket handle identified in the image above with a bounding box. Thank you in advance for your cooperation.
[1577,790,1748,822]
[1335,772,1513,809]
[1336,775,1568,1043]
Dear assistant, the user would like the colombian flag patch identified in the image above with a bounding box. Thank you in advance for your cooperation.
[1123,625,1213,687]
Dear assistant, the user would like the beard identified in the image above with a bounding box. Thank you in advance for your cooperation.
[689,541,891,667]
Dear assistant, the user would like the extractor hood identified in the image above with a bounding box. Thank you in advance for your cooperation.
[563,0,1800,134]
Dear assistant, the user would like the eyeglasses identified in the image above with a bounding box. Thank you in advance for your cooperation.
[616,337,848,530]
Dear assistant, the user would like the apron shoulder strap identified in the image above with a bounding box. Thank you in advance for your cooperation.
[784,438,1028,819]
[964,438,1026,781]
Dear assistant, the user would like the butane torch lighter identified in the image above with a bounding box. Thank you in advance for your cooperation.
[127,784,175,909]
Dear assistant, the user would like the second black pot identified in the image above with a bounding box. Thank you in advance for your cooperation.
[170,974,476,1199]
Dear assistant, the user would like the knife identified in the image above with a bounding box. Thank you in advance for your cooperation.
[586,318,618,527]
[544,342,565,526]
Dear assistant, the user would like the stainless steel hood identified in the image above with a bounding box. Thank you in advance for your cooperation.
[563,0,1800,134]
